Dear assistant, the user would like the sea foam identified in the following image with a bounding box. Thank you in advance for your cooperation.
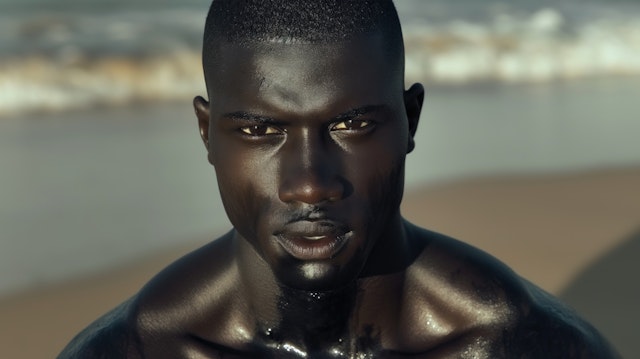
[404,8,640,83]
[1,6,640,116]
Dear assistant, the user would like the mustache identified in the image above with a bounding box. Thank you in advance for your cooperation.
[283,205,336,224]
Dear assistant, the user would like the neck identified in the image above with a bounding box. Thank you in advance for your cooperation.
[361,215,416,277]
[267,285,357,349]
[235,217,416,352]
[237,238,358,349]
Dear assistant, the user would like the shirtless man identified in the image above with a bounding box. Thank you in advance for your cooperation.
[58,1,620,358]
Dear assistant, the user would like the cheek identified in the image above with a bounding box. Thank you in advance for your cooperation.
[216,170,259,237]
[346,132,407,233]
[369,156,405,212]
[349,131,406,198]
[212,143,280,239]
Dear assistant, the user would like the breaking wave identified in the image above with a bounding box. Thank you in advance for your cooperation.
[1,5,640,116]
[404,8,640,83]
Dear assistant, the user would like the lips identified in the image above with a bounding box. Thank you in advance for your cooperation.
[274,220,352,261]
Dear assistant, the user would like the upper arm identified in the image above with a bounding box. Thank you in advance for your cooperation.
[503,320,621,358]
[502,285,621,359]
[57,300,141,359]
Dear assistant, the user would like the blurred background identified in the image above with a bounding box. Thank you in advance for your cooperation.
[1,0,639,357]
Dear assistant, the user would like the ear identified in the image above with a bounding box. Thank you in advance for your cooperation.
[403,83,424,154]
[193,96,211,151]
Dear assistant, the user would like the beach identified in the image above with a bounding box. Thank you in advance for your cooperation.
[3,76,640,296]
[1,167,639,358]
[1,77,640,357]
[2,1,640,357]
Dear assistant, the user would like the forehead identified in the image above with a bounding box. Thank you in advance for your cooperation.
[205,35,403,117]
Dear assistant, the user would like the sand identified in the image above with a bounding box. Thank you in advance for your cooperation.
[1,167,638,358]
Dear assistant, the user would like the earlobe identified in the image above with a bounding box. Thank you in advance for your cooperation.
[193,96,211,151]
[403,83,425,154]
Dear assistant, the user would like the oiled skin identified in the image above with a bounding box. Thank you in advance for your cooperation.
[58,224,619,359]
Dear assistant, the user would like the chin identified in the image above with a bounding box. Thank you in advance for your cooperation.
[276,261,359,292]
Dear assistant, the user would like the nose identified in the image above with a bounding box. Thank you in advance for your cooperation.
[278,131,344,205]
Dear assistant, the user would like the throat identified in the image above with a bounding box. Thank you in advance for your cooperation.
[259,284,357,351]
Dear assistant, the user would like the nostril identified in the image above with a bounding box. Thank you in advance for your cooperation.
[278,173,344,205]
[278,136,346,204]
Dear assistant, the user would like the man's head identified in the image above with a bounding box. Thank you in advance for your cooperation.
[201,0,404,61]
[194,0,424,291]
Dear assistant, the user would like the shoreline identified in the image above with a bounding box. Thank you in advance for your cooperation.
[2,167,639,358]
[5,74,640,298]
[3,72,640,120]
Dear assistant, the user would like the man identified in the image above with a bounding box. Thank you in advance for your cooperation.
[58,1,620,358]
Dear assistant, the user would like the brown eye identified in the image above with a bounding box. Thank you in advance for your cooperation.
[331,119,371,131]
[240,125,281,136]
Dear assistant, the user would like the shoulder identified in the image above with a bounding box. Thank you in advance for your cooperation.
[59,231,248,358]
[404,222,526,313]
[57,299,141,359]
[131,231,253,355]
[503,281,621,358]
[404,222,620,358]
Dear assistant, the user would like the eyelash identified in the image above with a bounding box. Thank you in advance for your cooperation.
[238,119,373,137]
[239,125,282,136]
[330,119,372,131]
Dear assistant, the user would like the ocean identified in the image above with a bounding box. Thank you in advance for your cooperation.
[1,0,640,296]
[2,0,640,115]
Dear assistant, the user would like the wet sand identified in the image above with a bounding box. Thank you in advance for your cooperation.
[1,167,638,358]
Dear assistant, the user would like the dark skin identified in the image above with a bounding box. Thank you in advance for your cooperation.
[58,34,620,358]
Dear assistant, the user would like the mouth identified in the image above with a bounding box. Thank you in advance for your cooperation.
[274,221,353,261]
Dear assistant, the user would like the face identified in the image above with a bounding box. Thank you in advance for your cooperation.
[195,34,423,291]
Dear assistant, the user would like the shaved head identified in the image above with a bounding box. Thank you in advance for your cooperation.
[202,0,405,94]
[204,0,402,43]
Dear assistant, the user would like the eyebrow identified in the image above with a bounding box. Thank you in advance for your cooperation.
[332,105,386,121]
[222,111,277,123]
[222,105,387,123]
